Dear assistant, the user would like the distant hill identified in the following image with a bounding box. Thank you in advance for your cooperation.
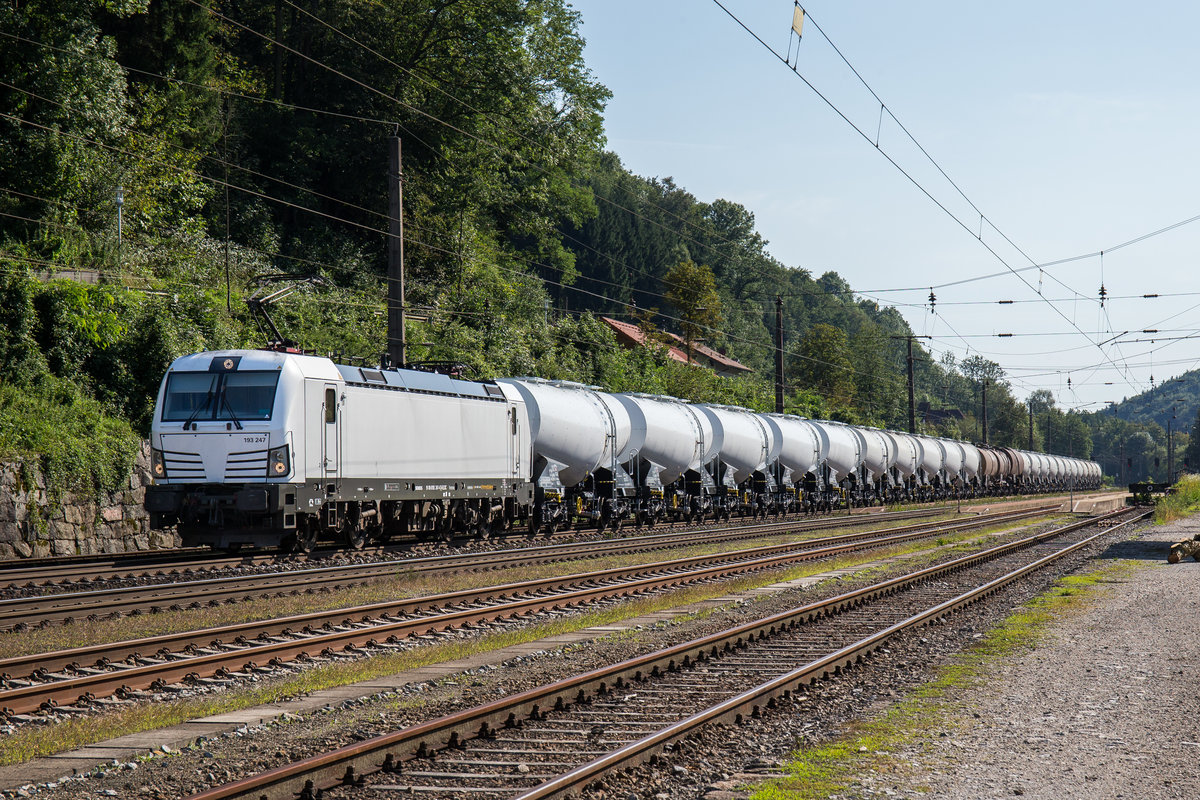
[1103,368,1200,431]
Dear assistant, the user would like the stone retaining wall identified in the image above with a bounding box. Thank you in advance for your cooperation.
[0,441,179,560]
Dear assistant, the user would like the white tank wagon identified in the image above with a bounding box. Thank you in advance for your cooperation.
[914,436,947,496]
[1026,452,1048,488]
[764,414,826,511]
[960,442,982,485]
[1049,455,1065,485]
[614,394,713,485]
[939,439,966,485]
[1012,451,1034,489]
[496,379,638,532]
[805,421,863,509]
[764,415,825,481]
[844,426,894,504]
[856,427,893,479]
[883,431,921,485]
[613,393,718,524]
[699,405,779,517]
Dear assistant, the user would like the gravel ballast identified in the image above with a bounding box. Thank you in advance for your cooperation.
[0,510,1172,800]
[859,514,1200,800]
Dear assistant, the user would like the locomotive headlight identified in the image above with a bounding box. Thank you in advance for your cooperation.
[267,445,290,477]
[150,448,167,480]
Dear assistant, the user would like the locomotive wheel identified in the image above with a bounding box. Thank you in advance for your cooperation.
[348,526,367,550]
[292,521,318,554]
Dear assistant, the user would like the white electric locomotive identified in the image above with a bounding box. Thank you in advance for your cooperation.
[145,349,533,551]
[145,349,1105,551]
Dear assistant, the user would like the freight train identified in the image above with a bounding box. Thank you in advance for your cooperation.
[144,350,1103,551]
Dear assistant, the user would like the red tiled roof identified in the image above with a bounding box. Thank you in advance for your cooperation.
[601,317,690,364]
[600,317,753,373]
[664,332,754,373]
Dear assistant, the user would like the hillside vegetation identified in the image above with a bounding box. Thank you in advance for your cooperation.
[1,0,1183,496]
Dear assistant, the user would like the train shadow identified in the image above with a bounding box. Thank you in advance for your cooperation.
[1094,537,1171,562]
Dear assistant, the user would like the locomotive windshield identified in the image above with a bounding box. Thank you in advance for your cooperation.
[162,371,281,422]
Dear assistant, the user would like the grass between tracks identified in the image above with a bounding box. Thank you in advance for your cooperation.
[0,514,1050,765]
[748,558,1141,800]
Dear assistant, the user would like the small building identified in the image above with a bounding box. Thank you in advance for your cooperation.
[600,317,754,378]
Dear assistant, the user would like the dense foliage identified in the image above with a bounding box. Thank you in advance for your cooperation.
[0,0,1182,496]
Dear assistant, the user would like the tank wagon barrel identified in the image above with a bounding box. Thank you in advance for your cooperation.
[613,393,716,525]
[496,378,636,533]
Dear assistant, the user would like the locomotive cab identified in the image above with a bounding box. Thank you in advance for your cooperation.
[145,350,318,551]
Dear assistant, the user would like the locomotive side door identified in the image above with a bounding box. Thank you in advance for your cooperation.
[306,381,340,484]
[510,406,520,477]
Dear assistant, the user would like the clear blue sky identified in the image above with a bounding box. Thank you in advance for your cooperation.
[569,0,1200,411]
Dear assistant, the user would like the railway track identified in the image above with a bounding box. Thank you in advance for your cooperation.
[0,507,950,592]
[0,491,1099,591]
[0,506,1054,720]
[181,508,1147,800]
[0,507,978,630]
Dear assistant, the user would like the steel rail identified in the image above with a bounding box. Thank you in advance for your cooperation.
[0,508,1051,717]
[0,506,1011,630]
[513,509,1152,800]
[0,507,1046,675]
[179,507,1139,800]
[0,508,946,589]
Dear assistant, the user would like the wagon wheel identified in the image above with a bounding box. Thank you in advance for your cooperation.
[348,524,368,550]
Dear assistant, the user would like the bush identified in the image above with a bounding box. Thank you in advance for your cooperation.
[1155,474,1200,524]
[0,375,140,500]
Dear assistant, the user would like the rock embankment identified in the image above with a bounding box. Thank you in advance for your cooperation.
[0,442,178,560]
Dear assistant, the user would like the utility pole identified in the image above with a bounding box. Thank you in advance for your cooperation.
[115,184,124,266]
[890,335,930,434]
[1028,401,1034,450]
[774,296,784,414]
[1168,399,1183,483]
[387,136,407,368]
[274,0,284,99]
[1168,415,1174,484]
[981,380,989,445]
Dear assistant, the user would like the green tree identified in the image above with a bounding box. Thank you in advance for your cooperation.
[0,0,137,249]
[793,323,855,413]
[960,355,1005,385]
[664,259,722,363]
